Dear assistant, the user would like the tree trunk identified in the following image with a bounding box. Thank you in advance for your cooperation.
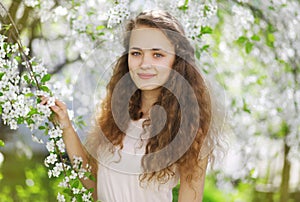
[279,142,291,202]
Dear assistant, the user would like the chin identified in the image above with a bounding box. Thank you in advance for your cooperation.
[137,84,162,91]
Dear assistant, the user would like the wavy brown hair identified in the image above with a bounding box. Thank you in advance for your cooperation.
[86,10,212,186]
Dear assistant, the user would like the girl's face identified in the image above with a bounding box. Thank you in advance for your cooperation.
[128,25,175,91]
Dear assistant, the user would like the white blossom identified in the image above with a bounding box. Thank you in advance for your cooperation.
[78,168,86,179]
[24,0,39,8]
[46,140,55,152]
[21,87,31,95]
[69,170,77,179]
[232,5,254,30]
[73,155,83,169]
[82,192,93,202]
[45,153,58,165]
[31,134,44,144]
[54,6,68,17]
[56,138,65,153]
[49,127,63,139]
[48,169,52,178]
[72,188,80,194]
[58,181,67,188]
[107,1,130,28]
[35,90,50,97]
[52,162,64,177]
[46,96,56,107]
[9,119,18,130]
[57,192,66,202]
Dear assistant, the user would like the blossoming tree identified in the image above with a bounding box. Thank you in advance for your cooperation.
[214,0,300,201]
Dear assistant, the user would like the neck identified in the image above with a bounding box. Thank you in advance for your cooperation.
[140,88,161,113]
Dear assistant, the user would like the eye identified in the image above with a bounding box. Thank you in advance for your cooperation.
[130,51,141,56]
[154,53,164,58]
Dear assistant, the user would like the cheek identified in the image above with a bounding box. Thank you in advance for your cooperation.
[162,56,175,69]
[157,67,172,83]
[128,56,140,71]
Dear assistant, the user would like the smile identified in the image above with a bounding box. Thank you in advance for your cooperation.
[137,73,156,79]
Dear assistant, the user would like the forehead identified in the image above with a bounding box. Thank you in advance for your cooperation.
[129,27,175,53]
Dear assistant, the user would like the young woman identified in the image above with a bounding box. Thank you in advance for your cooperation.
[42,10,218,202]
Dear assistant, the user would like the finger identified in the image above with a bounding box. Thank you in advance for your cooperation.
[39,95,48,100]
[50,105,66,118]
[40,97,49,105]
[55,99,67,110]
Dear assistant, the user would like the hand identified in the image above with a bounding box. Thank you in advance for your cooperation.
[40,96,72,130]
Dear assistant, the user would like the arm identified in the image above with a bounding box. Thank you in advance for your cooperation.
[178,157,208,202]
[42,97,97,199]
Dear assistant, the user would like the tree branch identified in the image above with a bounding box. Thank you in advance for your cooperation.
[49,56,82,75]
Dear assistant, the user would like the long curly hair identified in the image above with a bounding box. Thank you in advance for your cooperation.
[86,10,212,185]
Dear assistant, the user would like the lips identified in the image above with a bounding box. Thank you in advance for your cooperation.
[137,73,156,79]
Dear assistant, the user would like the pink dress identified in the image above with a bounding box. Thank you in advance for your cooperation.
[97,119,179,202]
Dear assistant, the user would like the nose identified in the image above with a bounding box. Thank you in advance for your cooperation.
[140,52,152,69]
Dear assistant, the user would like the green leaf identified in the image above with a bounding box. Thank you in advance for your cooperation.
[236,36,248,45]
[274,121,289,138]
[0,105,2,115]
[201,44,210,51]
[31,61,38,66]
[85,172,96,181]
[76,196,83,202]
[44,127,49,135]
[15,56,21,62]
[40,85,51,93]
[87,11,95,16]
[0,72,5,80]
[277,107,283,113]
[178,0,189,11]
[251,35,260,41]
[73,115,87,129]
[245,41,253,54]
[195,49,201,60]
[26,118,35,125]
[242,99,251,114]
[88,188,94,193]
[25,92,35,97]
[257,75,267,85]
[70,179,80,188]
[41,74,51,83]
[17,117,25,124]
[268,33,275,42]
[267,33,275,47]
[23,74,31,84]
[267,24,276,33]
[38,125,46,130]
[96,25,105,31]
[36,96,42,103]
[0,140,5,147]
[268,6,275,11]
[27,108,39,116]
[63,188,72,195]
[200,26,213,35]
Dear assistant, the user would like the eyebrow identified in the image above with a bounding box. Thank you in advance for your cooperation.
[129,47,175,54]
[130,47,163,51]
